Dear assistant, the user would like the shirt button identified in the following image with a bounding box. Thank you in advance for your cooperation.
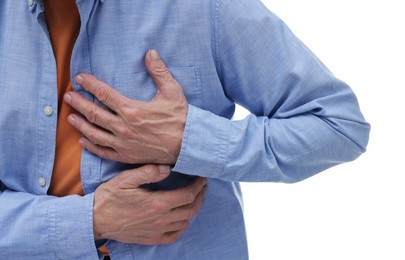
[38,177,46,187]
[43,106,54,116]
[27,0,34,7]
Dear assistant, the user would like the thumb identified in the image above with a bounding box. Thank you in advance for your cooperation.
[145,49,180,97]
[115,164,170,189]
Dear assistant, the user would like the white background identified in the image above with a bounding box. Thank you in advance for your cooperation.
[238,1,405,259]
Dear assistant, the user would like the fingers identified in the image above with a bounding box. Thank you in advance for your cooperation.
[78,136,123,163]
[64,91,119,133]
[96,167,207,245]
[67,114,129,163]
[145,49,172,89]
[168,185,207,222]
[74,74,134,113]
[147,185,207,245]
[114,164,171,189]
[145,49,182,98]
[67,113,114,145]
[154,177,207,209]
[163,220,190,234]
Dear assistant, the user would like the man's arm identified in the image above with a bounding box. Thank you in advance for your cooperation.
[0,184,99,259]
[0,165,206,259]
[65,0,370,183]
[176,0,370,182]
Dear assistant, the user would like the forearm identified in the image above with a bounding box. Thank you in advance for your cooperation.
[172,0,369,182]
[173,103,369,183]
[0,187,99,259]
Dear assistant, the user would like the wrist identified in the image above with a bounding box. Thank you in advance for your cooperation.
[93,187,107,240]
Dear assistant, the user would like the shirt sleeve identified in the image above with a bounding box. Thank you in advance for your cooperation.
[0,186,100,259]
[172,0,370,183]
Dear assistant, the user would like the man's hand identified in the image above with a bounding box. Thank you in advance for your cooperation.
[93,164,207,245]
[64,49,188,165]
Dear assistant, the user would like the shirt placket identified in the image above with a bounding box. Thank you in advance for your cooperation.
[72,0,104,195]
[25,0,59,195]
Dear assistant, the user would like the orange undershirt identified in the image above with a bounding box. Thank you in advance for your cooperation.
[43,1,109,255]
[43,0,84,197]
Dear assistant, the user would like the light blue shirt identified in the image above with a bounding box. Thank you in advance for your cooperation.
[0,0,370,259]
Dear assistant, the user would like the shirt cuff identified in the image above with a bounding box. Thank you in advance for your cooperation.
[47,193,99,259]
[172,105,231,178]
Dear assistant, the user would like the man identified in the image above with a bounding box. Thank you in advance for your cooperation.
[0,0,370,259]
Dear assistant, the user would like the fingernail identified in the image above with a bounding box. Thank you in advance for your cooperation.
[79,138,85,146]
[150,49,160,61]
[67,115,76,124]
[63,93,72,103]
[75,75,84,84]
[158,165,170,175]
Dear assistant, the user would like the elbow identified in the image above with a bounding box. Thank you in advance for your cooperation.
[283,118,370,184]
[344,119,371,160]
[321,110,371,162]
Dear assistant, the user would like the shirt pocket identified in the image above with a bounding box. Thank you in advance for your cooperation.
[114,66,202,107]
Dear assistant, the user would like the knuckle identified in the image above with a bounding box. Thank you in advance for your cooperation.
[183,220,190,229]
[153,64,174,83]
[95,85,110,103]
[96,147,107,158]
[153,218,167,230]
[124,106,142,123]
[88,130,99,144]
[188,207,198,220]
[138,170,151,184]
[153,63,169,75]
[143,164,160,176]
[86,77,101,91]
[149,201,167,214]
[178,221,190,232]
[184,191,195,205]
[144,205,158,215]
[86,104,99,123]
[116,126,136,139]
[185,206,196,220]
